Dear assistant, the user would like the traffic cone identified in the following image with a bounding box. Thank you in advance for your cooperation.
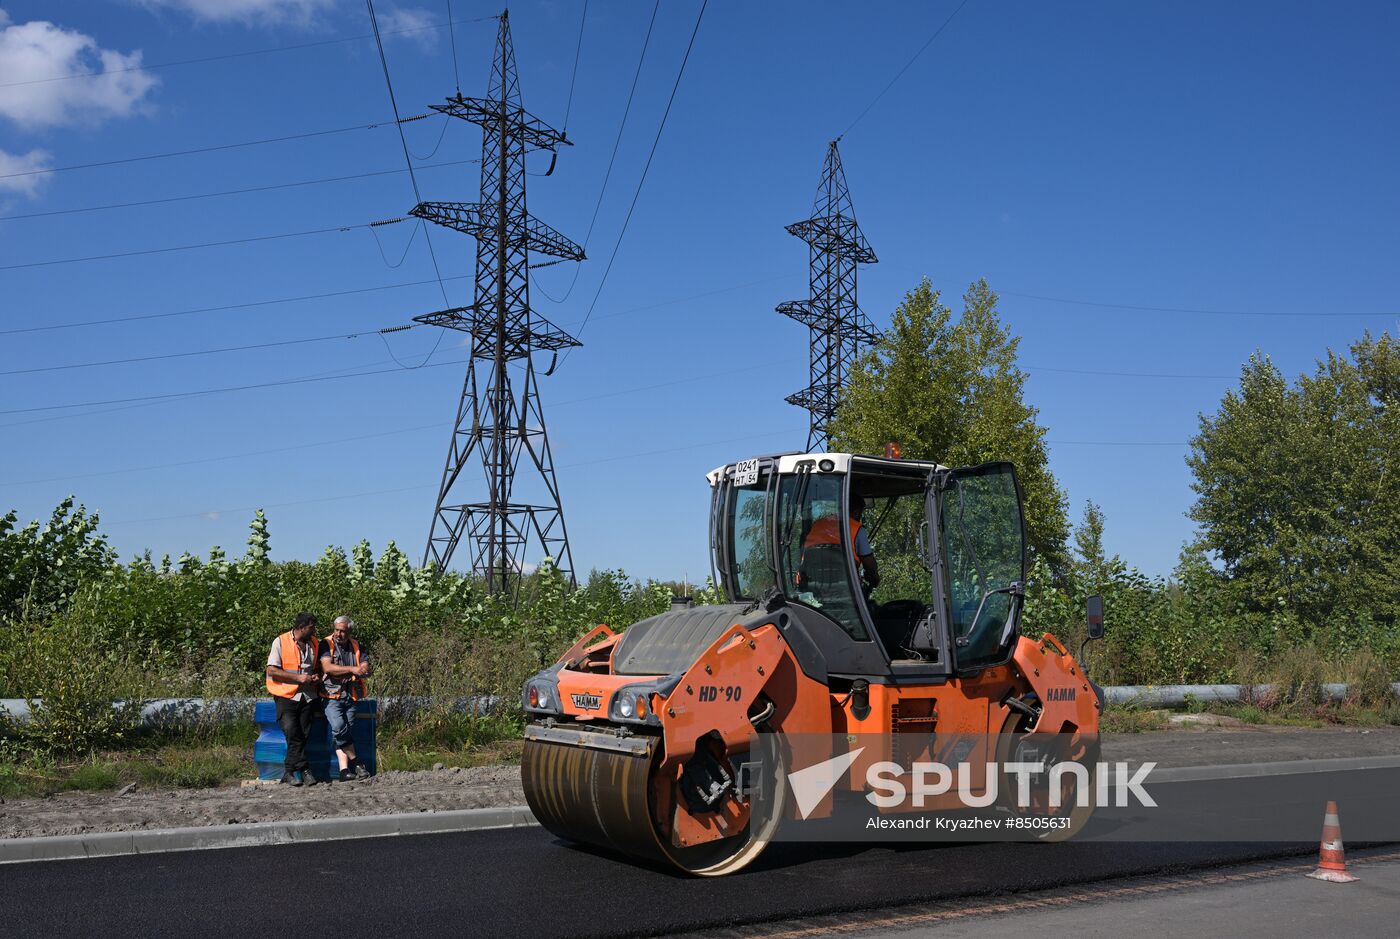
[1306,800,1358,883]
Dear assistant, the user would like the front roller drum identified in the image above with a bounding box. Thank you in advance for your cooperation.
[521,726,784,876]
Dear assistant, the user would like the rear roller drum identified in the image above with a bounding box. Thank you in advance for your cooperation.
[521,730,784,876]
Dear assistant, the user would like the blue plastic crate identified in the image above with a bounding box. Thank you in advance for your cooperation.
[253,698,378,782]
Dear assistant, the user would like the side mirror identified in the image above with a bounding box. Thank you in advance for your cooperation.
[1086,595,1105,640]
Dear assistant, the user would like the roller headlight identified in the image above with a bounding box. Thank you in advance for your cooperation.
[609,685,659,724]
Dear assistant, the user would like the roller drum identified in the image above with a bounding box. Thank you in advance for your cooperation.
[521,735,671,866]
[522,726,784,876]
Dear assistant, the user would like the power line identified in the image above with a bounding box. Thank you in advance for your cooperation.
[1,271,786,339]
[0,116,434,182]
[1002,290,1396,319]
[0,16,498,90]
[0,325,420,377]
[366,0,454,372]
[101,429,794,526]
[0,275,471,336]
[0,336,791,418]
[1024,363,1233,380]
[535,0,660,306]
[2,421,446,487]
[1048,438,1188,447]
[0,219,405,272]
[0,159,476,223]
[562,0,590,132]
[560,0,708,363]
[0,358,462,415]
[106,484,433,527]
[879,261,1398,320]
[0,355,431,430]
[5,358,799,481]
[446,1,463,93]
[839,0,972,139]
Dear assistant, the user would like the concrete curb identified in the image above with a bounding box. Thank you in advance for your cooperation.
[1149,753,1400,784]
[0,804,539,866]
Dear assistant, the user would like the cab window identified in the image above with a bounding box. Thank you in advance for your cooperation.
[940,465,1025,670]
[726,481,776,600]
[776,473,868,640]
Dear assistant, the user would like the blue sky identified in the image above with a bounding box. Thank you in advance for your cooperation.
[1,0,1396,583]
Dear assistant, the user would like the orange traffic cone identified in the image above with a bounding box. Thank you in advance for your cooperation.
[1306,800,1358,883]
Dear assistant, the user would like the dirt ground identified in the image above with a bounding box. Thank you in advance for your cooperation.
[2,722,1396,840]
[0,765,525,839]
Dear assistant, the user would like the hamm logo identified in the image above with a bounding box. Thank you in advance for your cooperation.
[1045,687,1077,702]
[570,692,602,711]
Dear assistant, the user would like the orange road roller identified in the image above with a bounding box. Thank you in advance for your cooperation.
[521,452,1104,875]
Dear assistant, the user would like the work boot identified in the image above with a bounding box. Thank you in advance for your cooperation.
[283,771,302,787]
[338,768,355,783]
[352,763,371,779]
[302,770,318,787]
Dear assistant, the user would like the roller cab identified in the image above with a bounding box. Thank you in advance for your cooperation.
[522,451,1103,875]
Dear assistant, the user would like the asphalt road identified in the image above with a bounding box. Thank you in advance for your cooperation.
[3,769,1395,937]
[0,829,1328,938]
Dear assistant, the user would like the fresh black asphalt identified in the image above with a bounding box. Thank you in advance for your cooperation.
[0,828,1321,938]
[4,770,1396,937]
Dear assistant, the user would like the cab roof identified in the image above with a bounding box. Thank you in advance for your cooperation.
[706,452,945,486]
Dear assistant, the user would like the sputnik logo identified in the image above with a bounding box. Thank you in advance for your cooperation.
[786,747,865,820]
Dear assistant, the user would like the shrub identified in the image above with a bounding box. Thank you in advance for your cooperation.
[0,619,148,756]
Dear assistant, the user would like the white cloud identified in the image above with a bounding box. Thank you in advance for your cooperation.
[0,13,159,129]
[0,146,52,197]
[376,6,439,46]
[139,0,339,27]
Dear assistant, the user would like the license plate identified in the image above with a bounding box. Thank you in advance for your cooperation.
[733,459,760,487]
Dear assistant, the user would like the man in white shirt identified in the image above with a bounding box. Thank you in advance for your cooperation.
[265,611,323,786]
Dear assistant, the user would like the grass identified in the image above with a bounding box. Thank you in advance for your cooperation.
[378,711,524,772]
[1196,700,1398,729]
[0,710,528,799]
[0,739,252,800]
[1100,706,1170,733]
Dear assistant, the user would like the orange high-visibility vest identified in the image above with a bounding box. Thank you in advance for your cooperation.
[266,630,315,699]
[803,516,861,550]
[319,636,365,701]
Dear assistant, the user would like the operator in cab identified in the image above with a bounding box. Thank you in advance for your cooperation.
[803,492,880,592]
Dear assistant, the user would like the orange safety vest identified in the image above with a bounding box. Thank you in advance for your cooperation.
[319,636,365,701]
[803,516,861,550]
[266,630,316,699]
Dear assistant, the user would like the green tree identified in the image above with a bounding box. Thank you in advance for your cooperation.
[0,497,116,623]
[829,278,1070,570]
[1074,501,1106,568]
[1187,333,1400,631]
[1073,500,1123,590]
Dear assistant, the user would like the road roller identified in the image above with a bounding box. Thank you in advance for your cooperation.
[521,451,1104,875]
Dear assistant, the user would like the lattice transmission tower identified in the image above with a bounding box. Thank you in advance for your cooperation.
[776,140,878,450]
[411,10,584,591]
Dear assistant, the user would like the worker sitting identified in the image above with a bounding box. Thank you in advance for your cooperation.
[320,615,373,782]
[801,493,881,594]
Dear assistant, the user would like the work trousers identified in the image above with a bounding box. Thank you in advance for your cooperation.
[324,697,357,749]
[275,696,320,774]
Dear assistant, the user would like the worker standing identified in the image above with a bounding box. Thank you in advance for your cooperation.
[320,615,373,781]
[265,612,323,787]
